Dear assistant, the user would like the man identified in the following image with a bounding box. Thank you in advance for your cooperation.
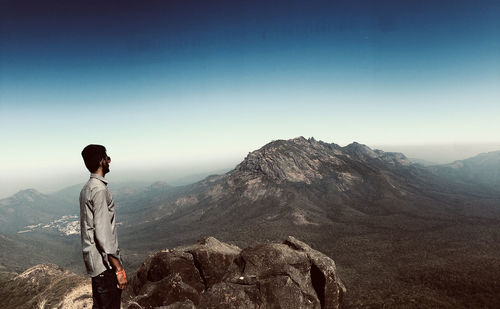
[80,144,128,309]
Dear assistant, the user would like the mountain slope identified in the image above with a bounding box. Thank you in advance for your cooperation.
[0,189,74,234]
[121,136,497,243]
[0,263,91,309]
[431,150,500,193]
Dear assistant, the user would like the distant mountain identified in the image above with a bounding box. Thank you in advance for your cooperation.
[121,136,496,246]
[431,150,500,192]
[0,189,73,234]
[0,187,84,273]
[0,180,164,235]
[408,157,438,166]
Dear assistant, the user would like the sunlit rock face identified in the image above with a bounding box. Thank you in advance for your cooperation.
[123,236,345,309]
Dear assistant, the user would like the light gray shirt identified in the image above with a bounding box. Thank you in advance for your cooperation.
[79,173,122,277]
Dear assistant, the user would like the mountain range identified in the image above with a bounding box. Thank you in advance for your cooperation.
[1,137,500,308]
[430,150,500,192]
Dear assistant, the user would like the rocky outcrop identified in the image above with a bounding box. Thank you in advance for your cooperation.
[0,263,92,309]
[235,137,344,185]
[123,236,345,309]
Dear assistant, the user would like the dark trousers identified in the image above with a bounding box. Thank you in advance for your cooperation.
[92,268,122,309]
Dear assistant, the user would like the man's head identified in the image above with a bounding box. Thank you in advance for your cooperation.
[81,144,111,175]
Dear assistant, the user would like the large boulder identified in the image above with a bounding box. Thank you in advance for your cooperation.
[123,236,345,309]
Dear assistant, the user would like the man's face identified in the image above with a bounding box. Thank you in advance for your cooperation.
[102,154,111,175]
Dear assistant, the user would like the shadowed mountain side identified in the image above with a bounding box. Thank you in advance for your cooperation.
[0,232,84,273]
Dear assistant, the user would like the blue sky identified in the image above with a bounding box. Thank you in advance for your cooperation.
[1,0,499,197]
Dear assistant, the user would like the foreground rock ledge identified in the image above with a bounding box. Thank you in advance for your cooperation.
[124,236,346,309]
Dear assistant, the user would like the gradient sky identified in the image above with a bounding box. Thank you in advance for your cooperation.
[1,0,499,197]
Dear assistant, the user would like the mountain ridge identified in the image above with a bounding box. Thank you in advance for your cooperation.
[117,136,500,245]
[430,150,500,192]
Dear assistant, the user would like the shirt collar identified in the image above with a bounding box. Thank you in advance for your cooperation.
[90,173,108,185]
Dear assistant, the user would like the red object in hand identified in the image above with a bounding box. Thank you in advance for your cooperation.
[116,269,126,279]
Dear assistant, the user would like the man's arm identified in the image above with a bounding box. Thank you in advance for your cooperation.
[93,189,128,289]
[109,255,128,289]
[108,254,123,271]
[93,189,120,259]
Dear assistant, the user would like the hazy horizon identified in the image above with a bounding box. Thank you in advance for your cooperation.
[1,1,499,198]
[1,140,499,199]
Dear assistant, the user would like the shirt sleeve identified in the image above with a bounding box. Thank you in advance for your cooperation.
[93,189,120,260]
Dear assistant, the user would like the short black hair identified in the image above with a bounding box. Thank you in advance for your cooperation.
[81,144,107,173]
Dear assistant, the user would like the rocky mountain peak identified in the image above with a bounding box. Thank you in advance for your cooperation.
[11,188,46,202]
[232,137,414,186]
[234,136,340,184]
[147,181,171,191]
[342,142,411,165]
[290,135,310,145]
[343,142,379,159]
[378,151,411,166]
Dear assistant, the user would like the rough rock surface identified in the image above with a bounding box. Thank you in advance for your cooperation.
[0,263,92,309]
[123,236,345,309]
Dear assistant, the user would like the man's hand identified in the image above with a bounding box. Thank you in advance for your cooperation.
[108,255,127,289]
[116,269,128,290]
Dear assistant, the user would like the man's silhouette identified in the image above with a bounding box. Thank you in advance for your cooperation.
[80,144,128,309]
